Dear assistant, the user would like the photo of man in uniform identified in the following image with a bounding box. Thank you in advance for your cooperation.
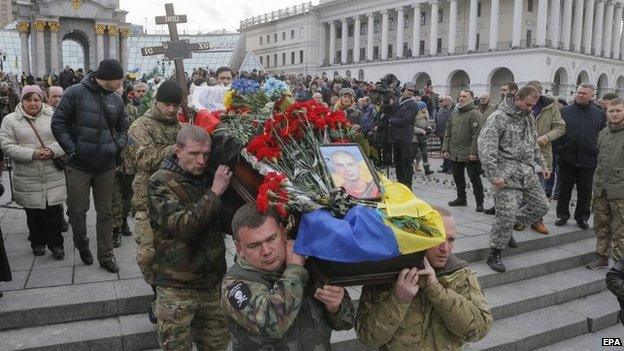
[322,146,381,200]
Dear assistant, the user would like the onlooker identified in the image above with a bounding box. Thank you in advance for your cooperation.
[0,85,67,259]
[435,96,454,173]
[355,207,492,349]
[358,96,376,138]
[586,98,624,269]
[413,101,434,175]
[51,59,130,273]
[555,83,606,230]
[334,88,361,127]
[477,93,496,119]
[0,81,19,120]
[389,83,419,188]
[44,86,63,109]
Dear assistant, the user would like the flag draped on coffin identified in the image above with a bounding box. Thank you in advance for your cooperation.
[294,177,446,263]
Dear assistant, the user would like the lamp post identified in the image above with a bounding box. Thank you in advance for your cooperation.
[0,52,6,72]
[157,58,171,76]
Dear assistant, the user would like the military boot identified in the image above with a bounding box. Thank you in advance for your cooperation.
[424,164,434,176]
[487,248,506,272]
[586,255,609,270]
[448,198,467,206]
[121,219,133,237]
[112,228,122,248]
[476,200,484,213]
[507,235,518,248]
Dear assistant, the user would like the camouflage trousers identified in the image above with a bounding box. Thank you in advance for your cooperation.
[593,196,624,261]
[489,173,549,249]
[135,211,154,285]
[155,286,230,351]
[112,173,134,229]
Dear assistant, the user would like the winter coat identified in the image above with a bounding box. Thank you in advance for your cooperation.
[557,101,606,168]
[0,103,66,209]
[533,96,566,171]
[442,101,483,161]
[51,73,130,173]
[434,106,453,139]
[593,122,624,199]
[413,109,430,143]
[389,97,418,143]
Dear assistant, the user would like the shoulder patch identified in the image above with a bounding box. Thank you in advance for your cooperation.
[227,281,252,310]
[472,122,479,128]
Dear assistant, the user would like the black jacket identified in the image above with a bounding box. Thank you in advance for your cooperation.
[51,73,130,173]
[607,259,624,326]
[556,101,606,168]
[388,97,418,143]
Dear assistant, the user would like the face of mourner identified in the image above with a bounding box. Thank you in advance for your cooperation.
[156,102,180,118]
[608,103,624,126]
[425,215,456,269]
[23,94,43,117]
[235,217,286,272]
[175,139,211,176]
[217,71,233,86]
[514,94,539,113]
[458,91,472,106]
[575,87,595,105]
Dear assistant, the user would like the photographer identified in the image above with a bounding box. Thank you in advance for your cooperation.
[0,82,19,121]
[389,83,419,189]
[413,101,434,175]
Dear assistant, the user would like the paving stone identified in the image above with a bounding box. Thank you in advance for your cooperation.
[0,270,28,291]
[119,314,158,350]
[562,291,621,332]
[25,267,73,289]
[32,250,75,269]
[114,278,153,315]
[534,324,624,351]
[73,265,119,284]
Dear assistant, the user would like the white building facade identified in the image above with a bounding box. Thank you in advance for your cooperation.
[240,0,624,99]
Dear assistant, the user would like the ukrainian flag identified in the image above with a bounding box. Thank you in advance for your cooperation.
[294,177,446,263]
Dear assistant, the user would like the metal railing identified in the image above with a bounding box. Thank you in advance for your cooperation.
[240,2,313,28]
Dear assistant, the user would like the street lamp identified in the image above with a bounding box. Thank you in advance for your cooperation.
[156,58,171,76]
[0,52,6,73]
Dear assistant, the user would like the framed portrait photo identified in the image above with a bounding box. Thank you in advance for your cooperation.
[319,143,382,200]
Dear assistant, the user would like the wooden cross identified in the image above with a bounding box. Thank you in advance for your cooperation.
[140,3,211,114]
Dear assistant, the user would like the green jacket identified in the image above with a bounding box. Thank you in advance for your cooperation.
[115,103,141,175]
[594,123,624,199]
[355,255,492,350]
[478,104,497,123]
[441,101,483,161]
[221,258,354,351]
[148,155,226,290]
[534,97,566,172]
[129,105,181,212]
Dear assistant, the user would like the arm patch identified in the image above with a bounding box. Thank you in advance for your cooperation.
[227,281,252,310]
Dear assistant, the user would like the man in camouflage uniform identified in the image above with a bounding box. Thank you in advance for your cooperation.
[129,79,183,322]
[111,85,141,247]
[586,98,624,269]
[355,207,492,350]
[478,85,550,272]
[149,125,232,350]
[221,204,354,350]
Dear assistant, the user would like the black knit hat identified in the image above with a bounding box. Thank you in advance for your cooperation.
[95,59,124,80]
[155,80,184,104]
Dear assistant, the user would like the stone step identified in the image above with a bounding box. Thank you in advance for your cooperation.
[463,290,621,351]
[534,323,624,351]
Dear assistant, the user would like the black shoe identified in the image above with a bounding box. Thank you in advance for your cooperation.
[448,198,467,206]
[0,292,3,298]
[484,207,496,215]
[51,247,65,260]
[100,260,119,273]
[78,248,93,265]
[148,302,157,324]
[121,220,132,237]
[424,166,434,176]
[61,219,68,232]
[476,204,484,212]
[32,245,46,256]
[577,219,589,230]
[508,235,518,248]
[487,248,506,272]
[112,228,122,248]
[555,218,568,226]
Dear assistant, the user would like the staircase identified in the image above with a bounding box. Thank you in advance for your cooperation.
[0,226,620,351]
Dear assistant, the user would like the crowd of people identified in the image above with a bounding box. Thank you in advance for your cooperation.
[0,58,623,350]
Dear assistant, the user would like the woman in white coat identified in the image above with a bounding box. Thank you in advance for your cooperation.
[0,85,67,259]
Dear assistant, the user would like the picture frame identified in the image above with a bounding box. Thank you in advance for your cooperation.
[319,143,382,200]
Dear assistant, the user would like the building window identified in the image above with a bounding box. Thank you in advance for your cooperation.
[348,49,353,62]
[388,44,393,58]
[267,34,270,43]
[266,55,270,67]
[404,13,409,28]
[438,9,443,23]
[274,33,278,42]
[374,45,379,59]
[260,36,263,45]
[282,52,286,65]
[528,0,534,12]
[526,29,533,45]
[360,47,366,59]
[403,42,409,56]
[476,33,480,48]
[437,38,442,53]
[361,25,367,35]
[291,29,295,39]
[389,18,395,31]
[348,24,354,37]
[477,2,482,17]
[300,50,304,63]
[282,31,286,41]
[337,50,341,62]
[337,26,342,38]
[374,19,380,33]
[259,56,263,64]
[420,12,426,26]
[274,54,277,66]
[291,51,295,64]
[419,40,425,55]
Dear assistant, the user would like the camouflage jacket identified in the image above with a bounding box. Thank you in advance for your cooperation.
[594,123,624,198]
[355,255,492,351]
[477,99,546,188]
[148,154,226,290]
[130,104,181,212]
[441,101,483,161]
[115,102,141,175]
[221,258,354,351]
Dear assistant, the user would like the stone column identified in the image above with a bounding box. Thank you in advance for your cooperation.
[17,22,31,75]
[353,16,361,63]
[329,21,336,64]
[340,18,348,64]
[620,19,624,59]
[119,28,130,71]
[429,1,439,55]
[48,21,60,74]
[536,0,548,46]
[381,10,389,60]
[412,4,421,57]
[512,0,523,47]
[448,0,457,53]
[318,23,326,65]
[582,0,595,54]
[550,0,562,46]
[468,0,478,50]
[572,0,584,51]
[562,0,573,49]
[367,14,374,60]
[95,24,106,65]
[603,0,615,57]
[34,20,46,77]
[396,7,405,58]
[593,0,605,54]
[612,4,623,58]
[108,25,118,61]
[489,0,499,50]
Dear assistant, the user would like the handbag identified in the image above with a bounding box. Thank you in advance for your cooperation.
[24,117,65,171]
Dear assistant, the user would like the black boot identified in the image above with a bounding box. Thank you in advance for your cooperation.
[507,235,518,248]
[487,248,506,272]
[424,165,434,176]
[112,228,122,248]
[476,200,484,213]
[448,198,467,206]
[149,285,157,324]
[484,207,496,215]
[121,219,132,237]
